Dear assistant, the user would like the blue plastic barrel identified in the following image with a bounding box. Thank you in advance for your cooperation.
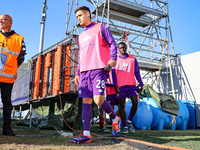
[132,101,153,130]
[181,100,196,129]
[115,100,153,130]
[143,97,176,130]
[175,100,189,130]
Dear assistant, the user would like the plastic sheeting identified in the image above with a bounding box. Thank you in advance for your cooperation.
[32,97,99,130]
[139,84,179,116]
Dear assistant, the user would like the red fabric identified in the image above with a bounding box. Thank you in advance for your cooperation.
[99,118,104,128]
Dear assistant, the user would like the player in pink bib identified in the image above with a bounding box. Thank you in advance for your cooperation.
[106,69,120,114]
[114,42,143,134]
[71,6,120,143]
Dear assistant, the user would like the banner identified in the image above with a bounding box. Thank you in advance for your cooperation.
[0,71,30,108]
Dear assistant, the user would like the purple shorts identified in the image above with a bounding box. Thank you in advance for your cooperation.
[118,85,137,98]
[78,69,107,98]
[106,94,119,106]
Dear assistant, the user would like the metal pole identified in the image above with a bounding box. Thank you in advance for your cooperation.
[12,107,15,120]
[107,0,110,27]
[96,0,99,23]
[66,0,74,36]
[66,0,70,37]
[167,45,175,98]
[39,0,47,53]
[19,105,22,121]
[75,0,79,35]
[166,0,175,55]
[29,103,32,127]
[101,1,106,23]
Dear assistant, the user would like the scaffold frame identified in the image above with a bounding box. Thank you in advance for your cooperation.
[66,0,177,94]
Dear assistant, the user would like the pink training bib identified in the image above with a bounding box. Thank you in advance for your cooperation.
[106,71,116,95]
[79,23,110,72]
[115,55,136,86]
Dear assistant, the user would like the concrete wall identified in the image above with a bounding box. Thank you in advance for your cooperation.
[151,52,200,103]
[174,52,200,127]
[172,52,200,102]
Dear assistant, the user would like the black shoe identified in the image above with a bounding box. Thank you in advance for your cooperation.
[99,126,110,133]
[2,128,16,136]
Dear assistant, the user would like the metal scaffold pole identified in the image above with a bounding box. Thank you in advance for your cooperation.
[66,0,177,94]
[65,0,74,36]
[75,0,79,35]
[66,0,70,36]
[39,0,47,53]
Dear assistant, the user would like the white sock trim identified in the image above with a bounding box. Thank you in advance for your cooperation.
[112,116,118,123]
[127,120,132,124]
[83,130,90,137]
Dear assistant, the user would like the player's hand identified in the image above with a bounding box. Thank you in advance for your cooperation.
[104,63,111,71]
[114,85,120,94]
[108,59,116,68]
[104,60,116,71]
[136,85,143,93]
[75,76,80,85]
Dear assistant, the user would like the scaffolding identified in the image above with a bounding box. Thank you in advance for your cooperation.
[66,0,177,94]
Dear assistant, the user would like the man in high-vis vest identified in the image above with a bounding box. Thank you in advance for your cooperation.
[114,42,143,134]
[0,14,26,136]
[71,6,120,143]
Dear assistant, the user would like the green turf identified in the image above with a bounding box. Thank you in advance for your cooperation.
[0,119,200,150]
[90,124,200,150]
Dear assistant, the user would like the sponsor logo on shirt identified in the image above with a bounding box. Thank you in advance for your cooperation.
[83,35,92,42]
[97,89,103,93]
[0,42,7,48]
[122,62,128,67]
[119,62,131,72]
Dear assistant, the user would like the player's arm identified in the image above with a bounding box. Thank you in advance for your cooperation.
[134,58,144,92]
[101,24,117,70]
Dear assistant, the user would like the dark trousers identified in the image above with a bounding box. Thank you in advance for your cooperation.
[0,82,14,129]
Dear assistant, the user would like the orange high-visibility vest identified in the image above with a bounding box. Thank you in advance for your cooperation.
[0,32,23,83]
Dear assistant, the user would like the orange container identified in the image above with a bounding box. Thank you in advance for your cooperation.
[32,55,41,99]
[63,44,71,93]
[30,35,79,101]
[52,45,62,96]
[42,52,51,97]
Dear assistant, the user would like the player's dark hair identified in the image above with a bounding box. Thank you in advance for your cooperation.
[75,6,91,19]
[118,42,127,48]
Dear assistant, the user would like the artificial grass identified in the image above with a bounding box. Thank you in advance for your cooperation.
[0,119,200,150]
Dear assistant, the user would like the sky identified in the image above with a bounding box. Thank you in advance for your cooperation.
[0,0,200,63]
